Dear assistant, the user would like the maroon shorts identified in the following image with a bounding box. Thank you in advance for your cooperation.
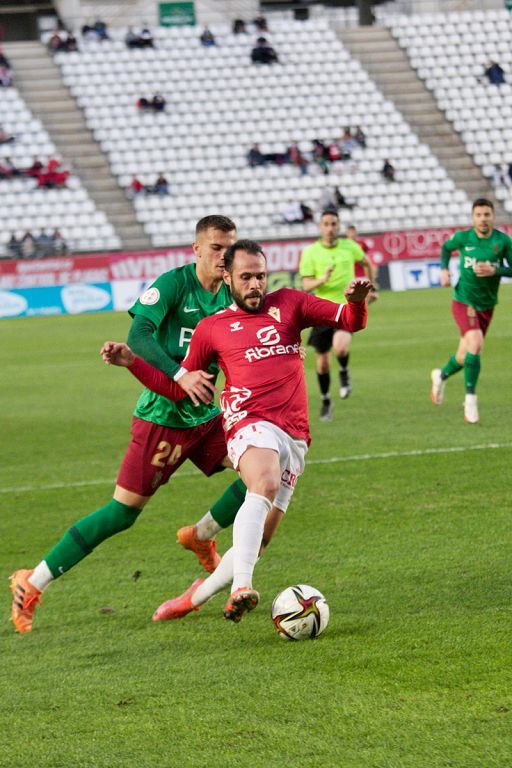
[117,415,228,497]
[451,300,493,337]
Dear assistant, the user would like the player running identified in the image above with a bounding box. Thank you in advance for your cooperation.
[430,198,512,423]
[9,216,277,634]
[299,210,376,420]
[102,239,373,622]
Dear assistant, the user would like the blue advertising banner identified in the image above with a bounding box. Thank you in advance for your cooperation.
[0,283,113,319]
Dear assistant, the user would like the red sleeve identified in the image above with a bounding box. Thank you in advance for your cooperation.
[301,292,367,332]
[128,356,187,401]
[181,318,217,371]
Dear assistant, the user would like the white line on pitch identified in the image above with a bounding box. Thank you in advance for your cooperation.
[2,442,511,495]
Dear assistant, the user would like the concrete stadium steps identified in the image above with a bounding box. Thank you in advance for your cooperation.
[4,40,151,250]
[338,25,504,216]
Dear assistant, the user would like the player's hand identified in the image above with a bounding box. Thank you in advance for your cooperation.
[101,341,135,367]
[366,289,379,305]
[344,278,373,302]
[177,370,216,406]
[298,345,307,361]
[473,261,496,277]
[440,268,451,287]
[323,265,334,283]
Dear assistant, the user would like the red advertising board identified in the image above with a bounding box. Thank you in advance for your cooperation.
[2,225,511,290]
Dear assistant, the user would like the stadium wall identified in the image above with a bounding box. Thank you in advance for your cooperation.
[2,224,511,318]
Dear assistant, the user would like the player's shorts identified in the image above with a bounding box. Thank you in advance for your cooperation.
[227,421,308,513]
[308,325,351,353]
[452,300,494,337]
[117,415,227,497]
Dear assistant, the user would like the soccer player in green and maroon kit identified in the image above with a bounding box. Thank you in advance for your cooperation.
[431,198,512,423]
[9,216,279,633]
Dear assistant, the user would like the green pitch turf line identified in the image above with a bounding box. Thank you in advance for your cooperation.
[2,441,511,495]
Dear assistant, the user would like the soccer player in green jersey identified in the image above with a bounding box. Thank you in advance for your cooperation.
[431,198,512,423]
[299,210,377,420]
[9,215,282,634]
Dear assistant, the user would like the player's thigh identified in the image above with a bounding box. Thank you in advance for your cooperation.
[116,416,215,498]
[238,446,281,500]
[332,329,352,356]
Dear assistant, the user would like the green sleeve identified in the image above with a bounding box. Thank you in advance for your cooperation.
[127,315,181,379]
[441,232,463,269]
[299,246,314,277]
[496,236,512,277]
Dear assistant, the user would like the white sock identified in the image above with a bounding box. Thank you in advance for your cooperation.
[232,492,271,593]
[195,511,222,541]
[29,561,54,591]
[192,548,234,606]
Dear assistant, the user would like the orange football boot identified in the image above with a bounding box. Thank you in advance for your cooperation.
[10,569,42,633]
[176,525,221,573]
[152,577,205,621]
[223,587,259,623]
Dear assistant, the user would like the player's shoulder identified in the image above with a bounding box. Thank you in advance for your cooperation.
[268,287,307,307]
[493,228,512,243]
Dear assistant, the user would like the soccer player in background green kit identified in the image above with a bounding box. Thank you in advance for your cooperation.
[431,198,512,423]
[9,215,283,633]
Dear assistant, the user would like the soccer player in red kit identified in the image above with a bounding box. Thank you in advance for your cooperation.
[102,240,372,622]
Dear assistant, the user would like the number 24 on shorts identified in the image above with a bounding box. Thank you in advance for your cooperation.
[151,441,182,467]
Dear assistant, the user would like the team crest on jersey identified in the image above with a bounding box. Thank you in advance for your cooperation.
[230,321,244,332]
[139,287,160,305]
[268,306,281,322]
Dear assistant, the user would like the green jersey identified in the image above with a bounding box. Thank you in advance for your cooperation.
[129,263,231,428]
[299,238,365,303]
[441,228,512,310]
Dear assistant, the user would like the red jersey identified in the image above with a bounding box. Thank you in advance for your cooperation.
[128,288,367,445]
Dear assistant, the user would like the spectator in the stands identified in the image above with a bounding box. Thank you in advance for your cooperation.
[150,173,170,196]
[0,156,19,178]
[484,60,505,85]
[339,127,357,157]
[233,19,247,35]
[247,143,265,167]
[35,230,53,258]
[129,176,146,196]
[125,27,139,49]
[382,158,396,182]
[288,142,308,175]
[25,157,44,178]
[200,26,216,47]
[251,37,278,65]
[20,231,36,259]
[36,158,70,188]
[139,25,154,48]
[0,50,13,86]
[47,28,77,54]
[300,202,314,223]
[51,229,68,256]
[253,15,269,32]
[354,126,367,148]
[151,93,166,112]
[0,124,15,144]
[7,233,21,259]
[312,139,330,175]
[334,186,355,209]
[81,19,109,41]
[281,200,310,224]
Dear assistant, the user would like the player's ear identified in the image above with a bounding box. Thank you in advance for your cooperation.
[223,270,231,287]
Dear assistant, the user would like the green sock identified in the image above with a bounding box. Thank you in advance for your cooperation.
[441,354,463,380]
[464,352,480,394]
[44,499,141,578]
[209,478,247,528]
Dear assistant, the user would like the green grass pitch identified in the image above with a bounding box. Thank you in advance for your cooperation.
[1,286,511,768]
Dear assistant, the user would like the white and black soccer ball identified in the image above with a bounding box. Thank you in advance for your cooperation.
[271,584,329,640]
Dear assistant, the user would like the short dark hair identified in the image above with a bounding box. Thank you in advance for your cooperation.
[224,239,266,272]
[320,210,339,221]
[195,215,236,235]
[472,198,494,211]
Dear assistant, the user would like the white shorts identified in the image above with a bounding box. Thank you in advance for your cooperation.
[227,421,308,513]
